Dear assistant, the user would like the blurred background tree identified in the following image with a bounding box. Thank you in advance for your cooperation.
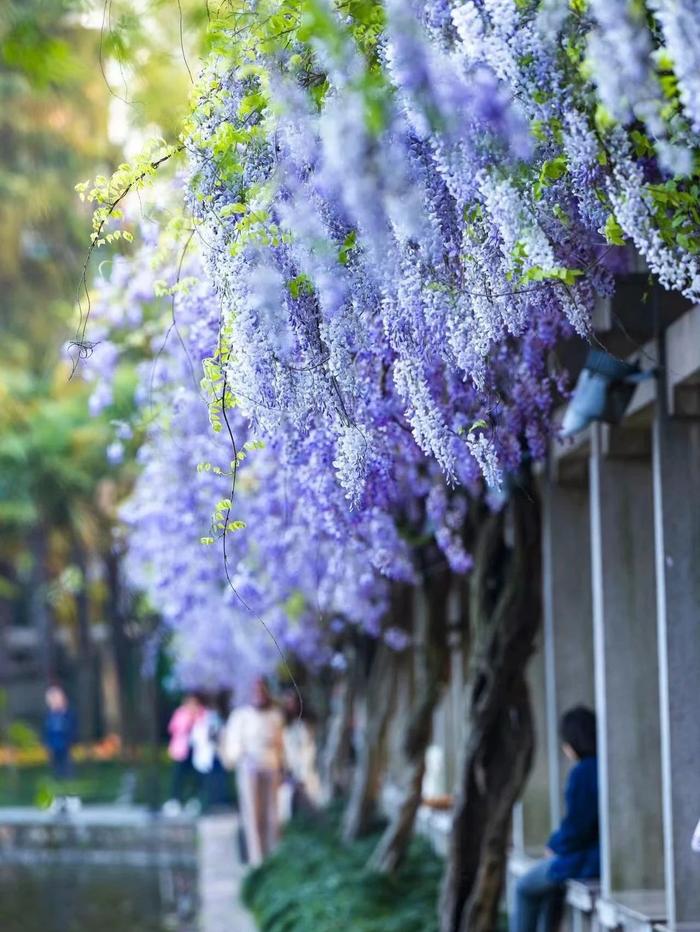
[0,0,206,746]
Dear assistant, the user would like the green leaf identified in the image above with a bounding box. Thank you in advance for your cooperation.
[522,266,585,286]
[603,215,626,247]
[220,203,248,218]
[541,157,568,181]
[288,274,314,298]
[339,230,358,265]
[594,103,616,133]
[534,157,568,199]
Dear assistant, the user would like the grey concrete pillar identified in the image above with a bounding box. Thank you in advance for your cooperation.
[589,425,665,896]
[542,479,595,827]
[653,416,700,925]
[521,642,553,847]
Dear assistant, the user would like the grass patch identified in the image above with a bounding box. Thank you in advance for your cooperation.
[242,810,442,932]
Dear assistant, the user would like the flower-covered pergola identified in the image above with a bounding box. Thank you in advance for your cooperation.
[82,2,700,929]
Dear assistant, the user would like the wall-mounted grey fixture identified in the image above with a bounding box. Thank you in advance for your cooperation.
[561,349,654,438]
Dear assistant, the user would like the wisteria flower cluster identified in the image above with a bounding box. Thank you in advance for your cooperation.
[85,219,455,687]
[83,0,700,686]
[183,0,699,510]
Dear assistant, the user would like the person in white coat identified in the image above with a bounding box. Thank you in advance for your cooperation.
[191,704,220,776]
[221,678,284,866]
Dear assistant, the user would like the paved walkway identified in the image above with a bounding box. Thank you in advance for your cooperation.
[198,814,257,932]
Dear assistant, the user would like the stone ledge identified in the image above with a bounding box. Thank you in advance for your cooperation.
[596,890,666,932]
[0,806,197,865]
[654,925,700,932]
[565,879,599,914]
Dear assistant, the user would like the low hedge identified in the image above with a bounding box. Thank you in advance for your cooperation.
[0,758,172,808]
[242,810,442,932]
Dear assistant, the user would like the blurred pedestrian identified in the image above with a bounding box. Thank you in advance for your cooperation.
[42,686,76,780]
[163,692,204,815]
[280,688,321,821]
[192,694,229,811]
[221,677,284,866]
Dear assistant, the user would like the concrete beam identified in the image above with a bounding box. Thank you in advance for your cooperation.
[666,304,700,411]
[553,304,700,463]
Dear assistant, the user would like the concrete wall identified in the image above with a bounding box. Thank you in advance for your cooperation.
[514,304,700,926]
[653,415,700,925]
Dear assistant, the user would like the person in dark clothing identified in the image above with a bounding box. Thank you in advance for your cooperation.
[510,706,600,932]
[42,686,77,780]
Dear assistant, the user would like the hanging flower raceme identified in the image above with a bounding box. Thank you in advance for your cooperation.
[80,0,700,685]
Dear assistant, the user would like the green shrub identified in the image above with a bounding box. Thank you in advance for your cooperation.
[242,811,442,932]
[6,721,41,749]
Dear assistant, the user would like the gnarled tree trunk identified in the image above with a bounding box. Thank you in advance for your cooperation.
[72,536,100,741]
[369,560,451,873]
[342,639,399,843]
[105,551,134,746]
[440,475,541,932]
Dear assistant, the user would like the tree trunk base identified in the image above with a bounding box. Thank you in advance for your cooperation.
[439,477,542,932]
[342,643,397,843]
[368,756,425,873]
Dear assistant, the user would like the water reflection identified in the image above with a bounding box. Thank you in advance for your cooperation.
[0,861,198,932]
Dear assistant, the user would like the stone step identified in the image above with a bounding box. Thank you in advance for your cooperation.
[0,806,197,864]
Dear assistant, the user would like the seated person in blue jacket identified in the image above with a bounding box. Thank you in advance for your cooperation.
[510,705,599,932]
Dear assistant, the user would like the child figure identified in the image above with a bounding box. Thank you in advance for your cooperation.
[42,686,76,780]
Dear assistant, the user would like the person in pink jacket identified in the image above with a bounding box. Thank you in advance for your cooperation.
[163,693,204,815]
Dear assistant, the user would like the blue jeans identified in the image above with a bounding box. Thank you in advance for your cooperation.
[509,859,562,932]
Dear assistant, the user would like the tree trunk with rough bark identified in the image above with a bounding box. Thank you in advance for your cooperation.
[72,537,100,741]
[105,551,133,745]
[342,640,399,843]
[440,475,541,932]
[369,561,451,873]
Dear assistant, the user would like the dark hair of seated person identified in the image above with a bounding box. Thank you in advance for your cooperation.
[560,705,597,760]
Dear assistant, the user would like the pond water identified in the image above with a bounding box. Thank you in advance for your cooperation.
[0,861,198,932]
